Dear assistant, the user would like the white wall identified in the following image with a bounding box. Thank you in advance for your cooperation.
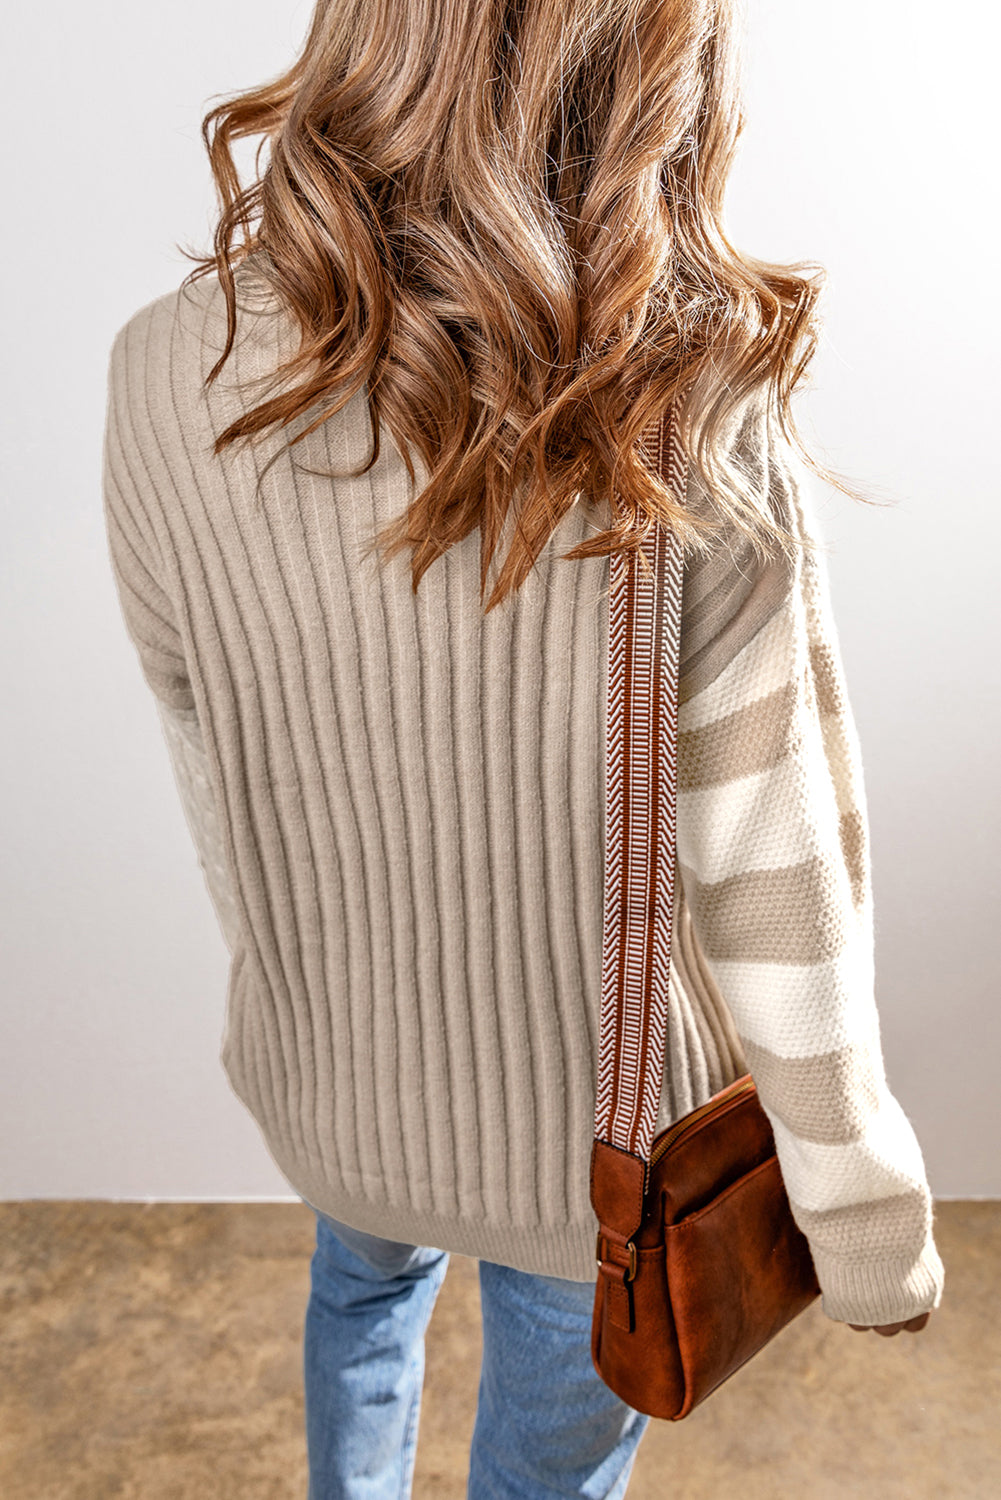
[2,0,997,1201]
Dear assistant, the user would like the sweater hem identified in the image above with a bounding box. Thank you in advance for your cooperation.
[272,1156,603,1283]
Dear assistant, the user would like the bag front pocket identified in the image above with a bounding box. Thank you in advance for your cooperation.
[665,1153,820,1415]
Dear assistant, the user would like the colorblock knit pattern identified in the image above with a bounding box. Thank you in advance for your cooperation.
[675,475,944,1324]
[102,271,944,1321]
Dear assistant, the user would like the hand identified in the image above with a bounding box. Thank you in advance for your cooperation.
[847,1311,932,1337]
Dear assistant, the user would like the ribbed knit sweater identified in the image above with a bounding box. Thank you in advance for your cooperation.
[102,268,945,1324]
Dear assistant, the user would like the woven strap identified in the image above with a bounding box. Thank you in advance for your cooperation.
[592,399,686,1163]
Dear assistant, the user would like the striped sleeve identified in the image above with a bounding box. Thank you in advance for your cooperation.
[675,437,945,1326]
[155,700,244,958]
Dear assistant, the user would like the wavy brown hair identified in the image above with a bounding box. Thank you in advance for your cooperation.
[181,0,870,613]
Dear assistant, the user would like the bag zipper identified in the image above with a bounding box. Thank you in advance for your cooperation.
[647,1075,756,1168]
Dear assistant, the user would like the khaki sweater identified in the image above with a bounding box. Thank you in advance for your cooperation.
[103,267,945,1324]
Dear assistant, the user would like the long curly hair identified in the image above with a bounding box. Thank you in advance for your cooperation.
[181,0,869,613]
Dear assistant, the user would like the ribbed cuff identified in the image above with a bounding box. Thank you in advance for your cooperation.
[812,1236,946,1326]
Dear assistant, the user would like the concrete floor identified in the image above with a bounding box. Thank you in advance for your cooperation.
[0,1200,996,1499]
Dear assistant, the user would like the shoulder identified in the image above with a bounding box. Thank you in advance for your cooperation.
[683,388,801,539]
[105,261,291,463]
[107,272,236,403]
[679,391,809,703]
[107,257,286,402]
[105,276,223,455]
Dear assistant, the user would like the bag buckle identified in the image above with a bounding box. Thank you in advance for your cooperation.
[595,1230,637,1282]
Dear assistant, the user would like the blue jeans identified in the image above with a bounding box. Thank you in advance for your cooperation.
[302,1209,650,1499]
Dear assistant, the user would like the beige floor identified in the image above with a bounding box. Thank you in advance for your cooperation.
[0,1201,996,1499]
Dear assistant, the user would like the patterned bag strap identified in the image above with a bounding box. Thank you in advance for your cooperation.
[592,398,686,1168]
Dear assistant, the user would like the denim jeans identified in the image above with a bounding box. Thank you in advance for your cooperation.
[302,1207,650,1499]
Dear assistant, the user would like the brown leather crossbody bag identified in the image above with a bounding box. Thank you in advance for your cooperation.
[590,398,821,1421]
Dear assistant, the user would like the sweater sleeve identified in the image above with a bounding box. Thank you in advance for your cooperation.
[102,314,196,715]
[675,432,945,1327]
[103,311,242,956]
[153,700,244,957]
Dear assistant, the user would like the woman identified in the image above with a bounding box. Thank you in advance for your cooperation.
[102,0,944,1495]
